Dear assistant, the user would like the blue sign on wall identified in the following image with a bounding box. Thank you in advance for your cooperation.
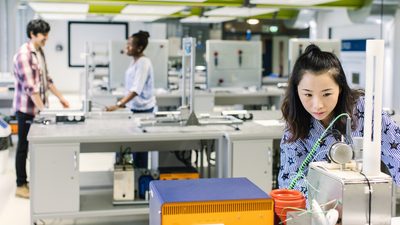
[341,39,368,52]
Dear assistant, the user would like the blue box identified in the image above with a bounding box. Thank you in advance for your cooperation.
[149,177,273,225]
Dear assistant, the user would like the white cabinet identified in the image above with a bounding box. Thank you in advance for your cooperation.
[31,143,80,214]
[231,139,273,193]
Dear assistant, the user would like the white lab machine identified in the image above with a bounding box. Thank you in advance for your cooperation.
[205,40,262,89]
[288,39,341,75]
[113,164,135,202]
[340,39,367,89]
[108,39,169,90]
[305,40,392,225]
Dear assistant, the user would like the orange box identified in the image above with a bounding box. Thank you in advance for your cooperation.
[9,122,18,135]
[159,172,199,180]
[159,166,199,180]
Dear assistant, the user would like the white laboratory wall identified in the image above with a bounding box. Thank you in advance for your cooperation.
[0,0,19,72]
[315,9,352,39]
[128,22,166,39]
[315,9,395,109]
[42,20,167,93]
[44,20,82,93]
[393,8,400,110]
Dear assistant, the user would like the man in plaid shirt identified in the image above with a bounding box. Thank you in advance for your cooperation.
[13,19,69,198]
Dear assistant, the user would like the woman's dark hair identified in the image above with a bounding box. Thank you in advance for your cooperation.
[27,19,50,39]
[281,44,362,142]
[131,30,150,53]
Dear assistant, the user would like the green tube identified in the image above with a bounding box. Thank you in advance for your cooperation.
[288,113,350,190]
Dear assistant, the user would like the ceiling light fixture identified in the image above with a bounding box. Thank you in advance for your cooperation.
[140,0,206,2]
[29,2,89,13]
[38,13,87,20]
[180,16,235,23]
[113,14,163,22]
[121,5,185,15]
[204,7,277,17]
[246,18,259,25]
[250,0,337,6]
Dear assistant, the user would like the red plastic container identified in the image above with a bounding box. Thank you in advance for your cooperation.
[270,189,306,225]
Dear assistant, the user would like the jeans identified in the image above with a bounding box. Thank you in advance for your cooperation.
[130,107,154,168]
[131,107,154,113]
[16,111,34,187]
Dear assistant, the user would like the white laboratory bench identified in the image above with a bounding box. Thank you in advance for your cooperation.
[28,111,284,224]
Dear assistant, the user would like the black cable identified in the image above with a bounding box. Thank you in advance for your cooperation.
[360,172,372,225]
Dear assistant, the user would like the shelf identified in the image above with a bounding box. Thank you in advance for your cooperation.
[80,189,149,217]
[33,189,149,220]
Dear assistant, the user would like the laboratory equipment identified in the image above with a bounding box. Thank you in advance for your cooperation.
[206,40,262,88]
[149,178,274,225]
[137,38,243,129]
[288,39,341,74]
[113,164,135,202]
[0,117,11,174]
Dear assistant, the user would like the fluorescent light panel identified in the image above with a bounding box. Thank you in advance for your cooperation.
[38,13,87,20]
[141,0,206,2]
[250,0,337,6]
[121,5,185,15]
[204,7,277,17]
[180,16,235,23]
[29,2,88,13]
[113,14,163,22]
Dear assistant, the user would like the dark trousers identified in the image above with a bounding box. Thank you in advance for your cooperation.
[16,111,34,187]
[130,107,154,168]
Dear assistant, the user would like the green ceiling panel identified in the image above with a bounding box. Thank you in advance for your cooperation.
[253,9,298,19]
[318,0,367,10]
[26,0,370,21]
[255,0,366,10]
[89,4,125,14]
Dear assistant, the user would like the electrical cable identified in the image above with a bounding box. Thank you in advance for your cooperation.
[288,113,350,189]
[360,172,372,225]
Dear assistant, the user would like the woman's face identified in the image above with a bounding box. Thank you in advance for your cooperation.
[126,37,142,57]
[297,71,340,127]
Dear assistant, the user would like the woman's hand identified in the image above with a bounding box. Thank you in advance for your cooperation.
[105,105,119,111]
[59,97,70,108]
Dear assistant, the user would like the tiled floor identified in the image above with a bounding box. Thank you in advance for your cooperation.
[0,136,30,225]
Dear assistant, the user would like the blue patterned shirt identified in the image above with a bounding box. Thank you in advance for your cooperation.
[278,96,400,196]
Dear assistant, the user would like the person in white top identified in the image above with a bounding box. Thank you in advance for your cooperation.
[106,31,156,169]
[106,30,156,113]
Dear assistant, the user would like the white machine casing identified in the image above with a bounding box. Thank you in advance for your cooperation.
[288,39,341,74]
[307,162,392,225]
[206,40,262,88]
[0,118,11,174]
[113,164,135,202]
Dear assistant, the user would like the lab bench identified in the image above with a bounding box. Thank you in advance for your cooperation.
[28,112,284,224]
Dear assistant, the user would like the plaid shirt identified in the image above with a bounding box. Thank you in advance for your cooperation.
[12,42,53,116]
